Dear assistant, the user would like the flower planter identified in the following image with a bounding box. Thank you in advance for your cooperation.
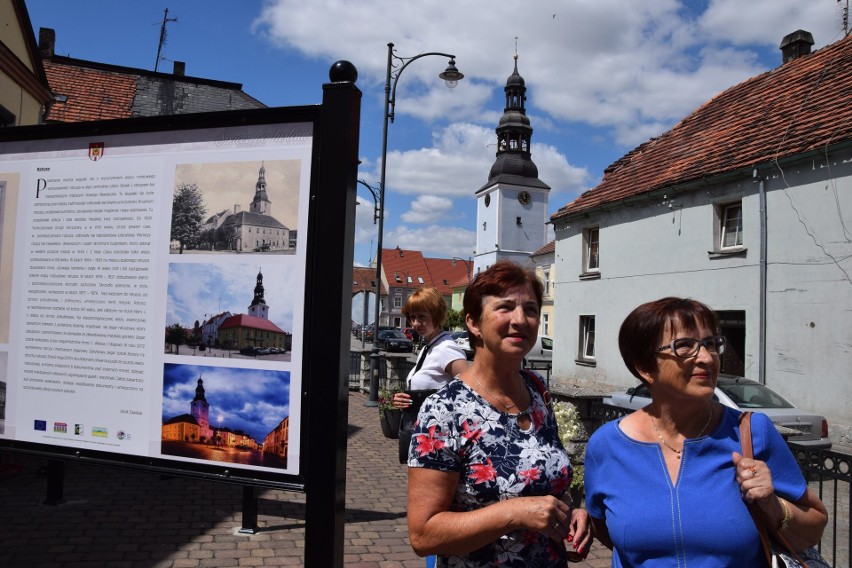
[380,408,402,439]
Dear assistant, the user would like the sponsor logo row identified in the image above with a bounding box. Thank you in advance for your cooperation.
[33,420,130,440]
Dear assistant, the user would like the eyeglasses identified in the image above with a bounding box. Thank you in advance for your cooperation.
[655,336,726,358]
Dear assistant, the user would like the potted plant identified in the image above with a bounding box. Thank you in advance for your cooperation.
[379,387,403,439]
[554,400,586,503]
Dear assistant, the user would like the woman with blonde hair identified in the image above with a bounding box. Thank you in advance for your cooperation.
[393,287,468,463]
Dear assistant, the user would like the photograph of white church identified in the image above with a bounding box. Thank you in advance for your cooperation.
[169,160,301,254]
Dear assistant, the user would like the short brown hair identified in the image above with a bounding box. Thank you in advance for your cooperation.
[402,287,447,328]
[463,260,543,330]
[619,297,721,381]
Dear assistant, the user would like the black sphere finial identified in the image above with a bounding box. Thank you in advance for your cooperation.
[329,60,358,83]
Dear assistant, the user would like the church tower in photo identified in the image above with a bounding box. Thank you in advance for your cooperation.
[474,52,550,274]
[190,377,213,442]
[248,269,270,320]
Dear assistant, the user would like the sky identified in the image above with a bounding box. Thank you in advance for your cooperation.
[26,1,848,266]
[166,262,297,330]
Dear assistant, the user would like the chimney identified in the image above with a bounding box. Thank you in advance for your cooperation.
[173,61,186,76]
[38,28,55,57]
[234,205,241,213]
[780,30,814,64]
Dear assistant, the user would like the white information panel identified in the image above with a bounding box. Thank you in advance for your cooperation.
[0,120,314,481]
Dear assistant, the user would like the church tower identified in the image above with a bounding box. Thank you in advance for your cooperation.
[250,162,271,216]
[190,377,212,441]
[248,269,270,320]
[474,52,550,274]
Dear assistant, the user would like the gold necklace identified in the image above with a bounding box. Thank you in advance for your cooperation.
[650,407,713,459]
[472,374,522,411]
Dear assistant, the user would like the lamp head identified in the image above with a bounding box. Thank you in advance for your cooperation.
[439,59,464,89]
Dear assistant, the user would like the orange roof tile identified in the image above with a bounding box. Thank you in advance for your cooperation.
[43,60,136,122]
[219,314,286,334]
[352,266,385,295]
[552,34,852,221]
[380,248,471,296]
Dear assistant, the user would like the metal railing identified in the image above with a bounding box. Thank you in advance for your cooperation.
[788,444,851,567]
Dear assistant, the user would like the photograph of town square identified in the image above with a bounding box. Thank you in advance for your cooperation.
[161,363,290,469]
[169,160,302,254]
[165,261,296,360]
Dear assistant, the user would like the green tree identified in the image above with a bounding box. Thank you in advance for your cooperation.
[215,223,238,251]
[171,183,206,254]
[446,308,465,330]
[165,323,187,355]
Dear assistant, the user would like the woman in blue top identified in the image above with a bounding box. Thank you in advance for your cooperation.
[585,297,827,567]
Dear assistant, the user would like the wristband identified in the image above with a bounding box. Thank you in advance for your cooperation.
[777,499,790,533]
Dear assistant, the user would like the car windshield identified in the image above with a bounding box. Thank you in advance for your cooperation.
[718,382,794,409]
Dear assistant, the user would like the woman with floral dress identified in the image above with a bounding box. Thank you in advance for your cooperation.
[406,261,591,567]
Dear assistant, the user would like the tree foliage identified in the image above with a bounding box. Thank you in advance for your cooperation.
[446,308,465,330]
[165,323,187,354]
[171,183,206,254]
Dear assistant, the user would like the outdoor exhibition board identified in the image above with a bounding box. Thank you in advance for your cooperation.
[0,94,360,494]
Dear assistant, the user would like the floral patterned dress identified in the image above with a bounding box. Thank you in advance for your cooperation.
[408,375,573,567]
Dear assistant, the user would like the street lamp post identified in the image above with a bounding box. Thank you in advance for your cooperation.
[364,42,464,406]
[451,256,473,284]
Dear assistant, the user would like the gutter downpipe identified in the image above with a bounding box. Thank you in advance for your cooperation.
[755,168,767,385]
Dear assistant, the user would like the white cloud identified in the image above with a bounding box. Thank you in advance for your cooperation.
[384,224,476,259]
[402,195,455,224]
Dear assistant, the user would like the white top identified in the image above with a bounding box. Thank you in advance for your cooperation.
[406,332,467,390]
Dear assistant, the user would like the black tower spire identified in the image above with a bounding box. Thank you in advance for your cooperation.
[479,51,548,190]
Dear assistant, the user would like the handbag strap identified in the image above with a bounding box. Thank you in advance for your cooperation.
[521,369,551,410]
[740,412,805,567]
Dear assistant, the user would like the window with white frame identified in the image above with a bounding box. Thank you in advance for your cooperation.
[583,227,600,273]
[542,313,550,337]
[393,295,402,308]
[579,315,595,361]
[543,267,551,297]
[720,202,743,249]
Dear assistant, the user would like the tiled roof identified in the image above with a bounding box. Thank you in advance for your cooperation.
[43,60,136,121]
[531,240,555,257]
[352,266,386,295]
[380,248,472,296]
[424,257,472,293]
[552,33,852,221]
[219,314,285,334]
[42,55,265,123]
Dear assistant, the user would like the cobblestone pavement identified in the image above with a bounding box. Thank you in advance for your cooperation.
[0,391,612,567]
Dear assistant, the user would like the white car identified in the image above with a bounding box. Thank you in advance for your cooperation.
[602,376,831,449]
[455,330,470,353]
[524,335,553,365]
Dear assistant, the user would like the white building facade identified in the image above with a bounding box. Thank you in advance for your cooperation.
[551,31,852,443]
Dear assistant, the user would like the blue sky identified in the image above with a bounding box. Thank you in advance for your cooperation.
[166,262,297,330]
[26,1,846,265]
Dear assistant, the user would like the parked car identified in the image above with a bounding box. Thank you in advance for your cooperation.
[402,327,420,343]
[375,330,414,352]
[523,335,553,364]
[363,325,393,342]
[602,376,831,449]
[455,330,471,353]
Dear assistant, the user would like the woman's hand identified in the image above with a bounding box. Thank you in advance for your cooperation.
[515,495,576,543]
[565,507,592,558]
[392,392,411,409]
[732,451,775,504]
